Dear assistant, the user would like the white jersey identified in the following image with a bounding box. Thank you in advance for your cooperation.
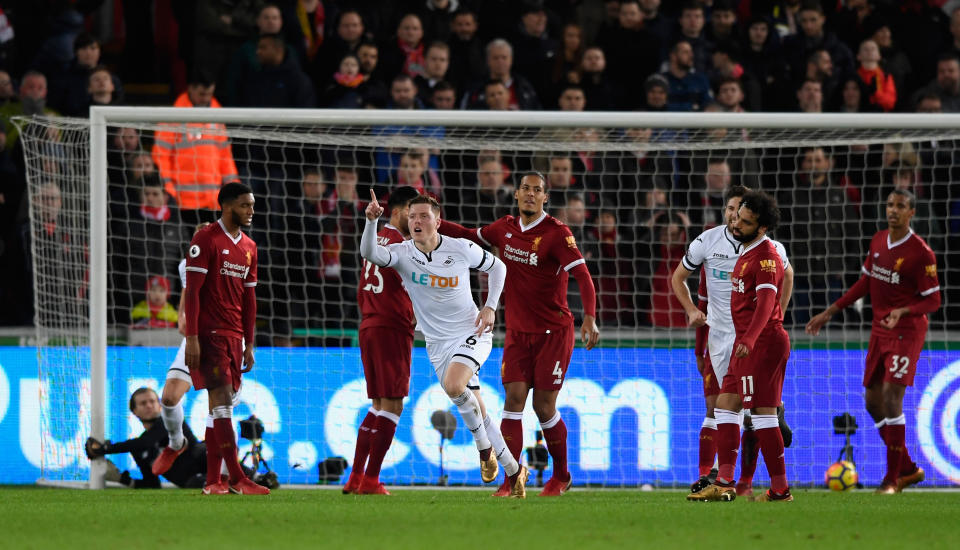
[682,225,789,332]
[362,219,505,341]
[178,259,187,288]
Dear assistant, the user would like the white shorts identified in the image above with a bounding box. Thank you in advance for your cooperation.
[708,328,735,385]
[165,339,192,384]
[426,331,493,391]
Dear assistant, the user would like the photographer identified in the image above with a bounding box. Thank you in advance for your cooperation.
[85,387,207,488]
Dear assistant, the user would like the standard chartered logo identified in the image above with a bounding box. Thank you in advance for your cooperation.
[917,360,960,483]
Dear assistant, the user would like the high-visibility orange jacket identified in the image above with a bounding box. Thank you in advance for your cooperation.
[152,94,239,210]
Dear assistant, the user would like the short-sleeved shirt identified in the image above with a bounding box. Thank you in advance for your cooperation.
[378,235,498,341]
[477,213,586,332]
[185,220,257,337]
[730,237,784,336]
[858,229,940,336]
[358,223,415,332]
[683,225,789,333]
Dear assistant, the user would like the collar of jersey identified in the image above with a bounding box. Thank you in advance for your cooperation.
[740,235,769,256]
[723,226,742,253]
[519,211,547,232]
[218,219,242,245]
[415,234,442,262]
[887,228,913,249]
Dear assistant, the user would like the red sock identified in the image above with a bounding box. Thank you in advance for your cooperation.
[756,427,788,493]
[352,411,378,475]
[900,447,918,476]
[364,414,398,480]
[878,424,888,444]
[501,416,523,461]
[543,418,570,482]
[884,424,906,485]
[698,425,717,477]
[716,422,740,485]
[205,426,221,486]
[213,418,246,484]
[738,429,760,484]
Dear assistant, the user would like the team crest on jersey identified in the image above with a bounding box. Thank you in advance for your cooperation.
[566,235,577,249]
[531,236,542,252]
[246,251,252,265]
[760,259,777,273]
[505,232,512,238]
[893,257,904,271]
[926,264,937,277]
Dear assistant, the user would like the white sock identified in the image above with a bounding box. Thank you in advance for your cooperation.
[451,390,491,452]
[484,415,519,476]
[161,402,185,450]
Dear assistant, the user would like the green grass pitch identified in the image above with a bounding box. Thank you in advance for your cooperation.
[3,486,955,549]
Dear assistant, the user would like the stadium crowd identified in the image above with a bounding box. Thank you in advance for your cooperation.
[1,0,960,342]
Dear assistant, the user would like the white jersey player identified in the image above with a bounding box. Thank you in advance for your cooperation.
[671,186,794,495]
[360,191,530,497]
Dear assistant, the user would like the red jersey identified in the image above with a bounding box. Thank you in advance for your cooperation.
[840,229,940,336]
[730,237,784,336]
[185,221,257,337]
[358,223,415,332]
[478,213,585,332]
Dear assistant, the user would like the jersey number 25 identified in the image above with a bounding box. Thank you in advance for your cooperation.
[362,260,383,294]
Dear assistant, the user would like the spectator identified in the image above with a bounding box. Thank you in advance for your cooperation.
[395,149,442,197]
[356,42,388,90]
[557,84,586,112]
[445,9,486,93]
[833,76,870,112]
[484,80,511,111]
[414,42,451,106]
[833,0,888,54]
[387,73,422,109]
[915,91,943,113]
[194,0,261,92]
[855,39,896,112]
[430,80,456,109]
[553,23,585,90]
[709,47,761,111]
[0,70,14,106]
[714,77,745,112]
[893,0,950,91]
[86,66,122,113]
[911,53,960,112]
[642,73,669,111]
[639,0,674,56]
[0,71,58,151]
[783,1,855,86]
[131,275,178,329]
[151,71,240,225]
[456,155,513,225]
[322,53,386,108]
[512,2,559,104]
[283,0,325,65]
[107,127,143,191]
[690,158,732,227]
[373,75,444,182]
[868,22,911,106]
[587,208,635,326]
[223,4,301,105]
[459,39,541,110]
[739,16,788,111]
[707,0,740,47]
[648,212,690,327]
[48,32,124,117]
[672,2,713,73]
[312,10,372,90]
[420,0,458,43]
[804,49,837,102]
[238,33,315,108]
[596,0,662,109]
[380,13,427,80]
[83,387,219,489]
[578,46,621,110]
[796,78,823,112]
[662,40,713,111]
[317,165,364,326]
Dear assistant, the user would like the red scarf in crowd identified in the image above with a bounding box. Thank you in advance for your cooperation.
[140,204,171,221]
[400,39,425,78]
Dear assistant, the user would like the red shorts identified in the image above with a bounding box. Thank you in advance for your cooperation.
[701,352,720,397]
[863,331,925,387]
[192,333,243,392]
[359,326,413,399]
[502,325,575,389]
[721,327,789,409]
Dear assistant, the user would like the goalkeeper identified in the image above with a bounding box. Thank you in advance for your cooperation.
[85,388,207,488]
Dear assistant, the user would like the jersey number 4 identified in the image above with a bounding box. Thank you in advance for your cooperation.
[553,361,563,385]
[889,355,910,379]
[362,260,383,294]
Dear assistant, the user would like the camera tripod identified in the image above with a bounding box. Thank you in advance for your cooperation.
[241,437,272,475]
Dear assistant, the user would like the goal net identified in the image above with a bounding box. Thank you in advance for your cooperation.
[13,109,960,488]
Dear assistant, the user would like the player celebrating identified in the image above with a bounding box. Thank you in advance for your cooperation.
[671,186,793,496]
[688,190,792,502]
[439,173,599,497]
[344,186,420,496]
[183,182,268,495]
[360,192,531,497]
[806,189,938,494]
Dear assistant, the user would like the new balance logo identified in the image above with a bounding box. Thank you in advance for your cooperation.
[222,249,230,254]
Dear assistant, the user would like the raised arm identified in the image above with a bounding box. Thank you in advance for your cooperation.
[439,219,487,246]
[360,189,395,267]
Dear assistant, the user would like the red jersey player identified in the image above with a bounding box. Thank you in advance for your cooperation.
[440,172,599,496]
[806,189,939,494]
[688,190,792,502]
[344,186,420,496]
[183,183,268,495]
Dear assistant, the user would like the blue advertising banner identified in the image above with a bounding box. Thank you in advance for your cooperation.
[0,346,957,487]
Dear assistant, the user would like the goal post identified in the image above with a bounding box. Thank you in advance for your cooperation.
[13,108,960,489]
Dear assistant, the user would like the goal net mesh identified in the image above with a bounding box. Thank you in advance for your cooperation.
[14,113,960,487]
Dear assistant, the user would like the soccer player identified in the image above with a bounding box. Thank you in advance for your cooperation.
[183,182,268,495]
[439,173,599,497]
[671,186,793,496]
[360,192,531,497]
[688,190,793,502]
[344,186,420,496]
[806,189,938,494]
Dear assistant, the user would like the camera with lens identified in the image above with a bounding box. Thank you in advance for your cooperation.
[239,415,265,441]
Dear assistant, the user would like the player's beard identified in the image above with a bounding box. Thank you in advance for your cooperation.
[520,208,537,217]
[231,208,251,228]
[733,227,758,243]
